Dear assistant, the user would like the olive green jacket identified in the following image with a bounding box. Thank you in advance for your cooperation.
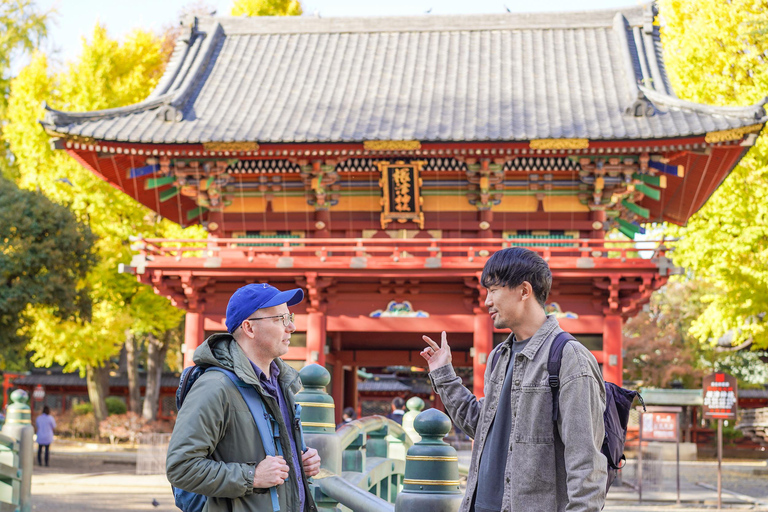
[166,334,317,512]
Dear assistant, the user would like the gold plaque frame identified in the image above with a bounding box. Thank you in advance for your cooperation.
[376,160,426,229]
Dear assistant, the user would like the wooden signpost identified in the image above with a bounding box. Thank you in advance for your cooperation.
[702,372,738,510]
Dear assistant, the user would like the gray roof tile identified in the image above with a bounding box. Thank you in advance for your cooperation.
[42,4,767,144]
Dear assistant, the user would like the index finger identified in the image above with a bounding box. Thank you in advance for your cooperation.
[422,335,440,351]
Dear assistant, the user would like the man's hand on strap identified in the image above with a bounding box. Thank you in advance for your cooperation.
[253,455,290,488]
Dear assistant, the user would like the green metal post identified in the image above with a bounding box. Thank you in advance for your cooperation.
[296,364,342,512]
[395,409,463,512]
[402,397,425,444]
[1,390,33,512]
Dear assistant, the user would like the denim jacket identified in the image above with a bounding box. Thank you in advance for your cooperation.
[430,315,607,512]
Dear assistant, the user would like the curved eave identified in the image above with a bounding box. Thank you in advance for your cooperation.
[640,86,768,123]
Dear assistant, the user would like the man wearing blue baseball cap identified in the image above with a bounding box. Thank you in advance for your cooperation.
[167,283,321,512]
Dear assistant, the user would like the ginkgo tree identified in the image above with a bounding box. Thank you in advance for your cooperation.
[5,26,204,423]
[660,0,768,350]
[232,0,302,16]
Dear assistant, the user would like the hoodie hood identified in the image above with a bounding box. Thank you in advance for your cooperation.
[192,332,302,394]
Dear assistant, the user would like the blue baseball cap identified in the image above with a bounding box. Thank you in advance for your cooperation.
[225,283,304,334]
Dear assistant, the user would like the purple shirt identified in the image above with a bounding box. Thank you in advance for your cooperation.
[35,413,56,445]
[250,360,305,512]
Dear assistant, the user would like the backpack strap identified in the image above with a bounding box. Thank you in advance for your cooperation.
[207,367,282,512]
[547,331,575,423]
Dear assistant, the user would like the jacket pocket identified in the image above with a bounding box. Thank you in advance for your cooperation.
[513,386,555,444]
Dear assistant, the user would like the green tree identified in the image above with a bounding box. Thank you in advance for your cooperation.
[660,0,768,349]
[5,26,204,423]
[0,175,95,369]
[231,0,302,16]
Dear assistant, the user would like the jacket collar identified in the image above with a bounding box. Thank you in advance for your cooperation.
[517,314,561,361]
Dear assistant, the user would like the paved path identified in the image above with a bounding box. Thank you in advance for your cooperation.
[28,446,768,511]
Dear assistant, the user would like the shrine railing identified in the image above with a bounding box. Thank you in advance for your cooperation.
[128,236,675,271]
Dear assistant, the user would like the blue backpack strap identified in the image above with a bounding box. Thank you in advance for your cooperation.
[547,331,574,423]
[294,403,308,453]
[207,367,282,512]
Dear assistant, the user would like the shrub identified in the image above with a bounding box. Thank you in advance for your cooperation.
[99,412,144,444]
[105,397,127,416]
[56,410,97,438]
[72,402,93,415]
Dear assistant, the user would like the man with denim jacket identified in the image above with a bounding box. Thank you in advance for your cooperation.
[422,248,607,512]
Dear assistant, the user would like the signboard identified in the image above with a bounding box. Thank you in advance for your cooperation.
[702,372,738,420]
[377,160,425,229]
[640,412,679,442]
[33,384,45,401]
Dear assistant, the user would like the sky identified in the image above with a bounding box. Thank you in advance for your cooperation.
[36,0,641,66]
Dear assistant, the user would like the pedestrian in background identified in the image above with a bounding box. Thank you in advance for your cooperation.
[337,407,356,429]
[35,406,56,467]
[387,397,406,425]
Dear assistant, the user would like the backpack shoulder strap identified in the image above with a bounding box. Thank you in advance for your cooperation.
[548,331,575,423]
[206,367,282,512]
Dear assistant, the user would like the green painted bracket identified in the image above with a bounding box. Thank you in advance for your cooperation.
[621,199,650,219]
[144,176,176,190]
[618,225,637,239]
[617,218,643,234]
[635,182,661,201]
[159,187,179,202]
[633,172,667,189]
[186,206,208,221]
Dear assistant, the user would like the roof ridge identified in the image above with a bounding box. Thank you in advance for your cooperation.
[198,4,649,35]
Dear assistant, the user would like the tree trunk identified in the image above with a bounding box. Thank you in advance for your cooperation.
[142,332,169,421]
[125,330,141,414]
[86,363,110,428]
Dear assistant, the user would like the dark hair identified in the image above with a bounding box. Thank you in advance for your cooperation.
[342,407,356,419]
[43,406,50,415]
[481,247,552,308]
[392,397,405,410]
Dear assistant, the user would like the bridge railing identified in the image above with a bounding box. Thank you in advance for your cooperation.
[298,365,463,512]
[0,390,33,512]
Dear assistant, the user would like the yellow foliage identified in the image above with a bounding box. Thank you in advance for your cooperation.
[660,0,768,348]
[5,24,205,372]
[231,0,302,16]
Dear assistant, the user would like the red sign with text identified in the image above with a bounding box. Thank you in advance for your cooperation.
[641,412,679,442]
[702,372,738,420]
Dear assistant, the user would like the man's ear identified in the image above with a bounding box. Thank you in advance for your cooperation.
[520,281,533,302]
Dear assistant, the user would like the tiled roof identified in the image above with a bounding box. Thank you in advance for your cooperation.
[41,4,766,144]
[358,376,413,393]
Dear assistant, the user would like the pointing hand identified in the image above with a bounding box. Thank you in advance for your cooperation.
[420,331,452,372]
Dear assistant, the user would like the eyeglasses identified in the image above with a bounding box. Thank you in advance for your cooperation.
[243,312,295,328]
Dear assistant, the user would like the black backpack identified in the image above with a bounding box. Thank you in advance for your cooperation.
[489,331,645,492]
[548,332,645,492]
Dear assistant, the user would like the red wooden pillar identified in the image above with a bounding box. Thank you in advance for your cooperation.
[603,314,623,385]
[183,310,205,368]
[332,360,344,425]
[306,310,327,367]
[345,366,359,417]
[473,312,493,397]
